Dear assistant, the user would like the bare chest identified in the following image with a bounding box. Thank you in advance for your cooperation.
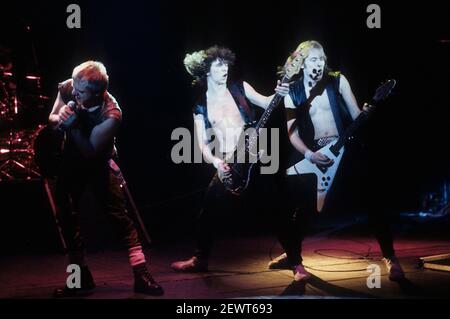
[306,88,339,138]
[307,90,332,117]
[207,93,244,129]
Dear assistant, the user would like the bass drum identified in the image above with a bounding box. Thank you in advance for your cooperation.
[33,125,64,178]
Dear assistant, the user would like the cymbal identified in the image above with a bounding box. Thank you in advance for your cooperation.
[25,75,41,80]
[23,94,50,100]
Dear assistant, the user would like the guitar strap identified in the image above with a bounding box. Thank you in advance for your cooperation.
[288,75,330,136]
[194,81,255,144]
[304,74,331,109]
[229,82,255,127]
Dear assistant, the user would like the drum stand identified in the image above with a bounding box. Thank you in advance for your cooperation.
[418,180,450,273]
[0,130,42,181]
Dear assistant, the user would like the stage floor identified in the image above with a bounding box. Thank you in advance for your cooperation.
[1,227,450,299]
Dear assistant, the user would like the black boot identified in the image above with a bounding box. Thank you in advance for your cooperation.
[53,265,96,298]
[133,263,164,296]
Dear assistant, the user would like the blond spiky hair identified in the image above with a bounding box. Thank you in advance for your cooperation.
[72,60,109,93]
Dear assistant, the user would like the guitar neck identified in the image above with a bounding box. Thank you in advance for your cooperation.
[326,79,395,156]
[255,75,289,131]
[241,75,289,153]
[331,102,374,152]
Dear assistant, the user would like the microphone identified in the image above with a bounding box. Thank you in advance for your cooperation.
[58,101,78,132]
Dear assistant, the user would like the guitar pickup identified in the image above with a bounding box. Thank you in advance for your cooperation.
[329,143,341,157]
[316,165,328,174]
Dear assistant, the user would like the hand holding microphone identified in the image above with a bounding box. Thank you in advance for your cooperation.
[58,101,79,131]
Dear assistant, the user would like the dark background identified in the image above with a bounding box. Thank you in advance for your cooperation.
[0,0,449,252]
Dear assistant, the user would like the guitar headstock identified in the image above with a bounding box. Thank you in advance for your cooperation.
[373,79,396,102]
[283,53,304,80]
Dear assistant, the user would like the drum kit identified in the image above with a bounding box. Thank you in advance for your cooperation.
[0,50,49,182]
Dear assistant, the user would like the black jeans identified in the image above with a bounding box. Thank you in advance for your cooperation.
[286,154,396,262]
[55,161,140,257]
[194,173,302,266]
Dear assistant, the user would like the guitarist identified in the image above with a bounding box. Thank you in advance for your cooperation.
[48,61,163,296]
[171,46,294,272]
[269,41,405,281]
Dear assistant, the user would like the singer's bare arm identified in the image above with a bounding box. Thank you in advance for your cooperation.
[49,92,74,129]
[69,117,120,159]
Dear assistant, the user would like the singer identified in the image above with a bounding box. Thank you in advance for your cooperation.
[48,61,164,297]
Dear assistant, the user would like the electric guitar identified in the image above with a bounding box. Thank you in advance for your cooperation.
[220,53,304,195]
[286,79,396,212]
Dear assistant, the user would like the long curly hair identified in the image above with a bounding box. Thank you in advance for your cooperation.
[184,45,236,86]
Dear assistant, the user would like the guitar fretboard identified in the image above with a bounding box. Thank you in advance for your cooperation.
[244,75,290,154]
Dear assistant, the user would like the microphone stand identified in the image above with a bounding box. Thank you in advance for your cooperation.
[108,159,152,246]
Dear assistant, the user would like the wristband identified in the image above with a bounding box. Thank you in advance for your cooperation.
[212,158,222,169]
[304,150,313,162]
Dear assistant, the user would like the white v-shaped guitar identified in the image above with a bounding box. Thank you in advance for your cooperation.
[287,79,396,212]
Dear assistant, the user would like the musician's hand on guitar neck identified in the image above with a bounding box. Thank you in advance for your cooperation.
[274,80,290,97]
[310,151,334,167]
[362,103,373,112]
